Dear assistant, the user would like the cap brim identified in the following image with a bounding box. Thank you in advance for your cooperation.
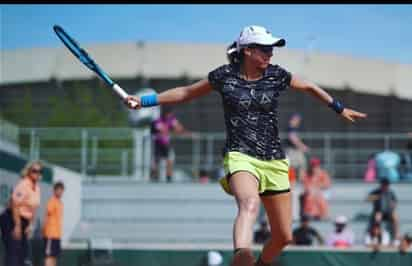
[260,37,285,47]
[238,36,286,49]
[273,38,286,47]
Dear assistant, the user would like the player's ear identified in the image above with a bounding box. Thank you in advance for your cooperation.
[244,48,252,56]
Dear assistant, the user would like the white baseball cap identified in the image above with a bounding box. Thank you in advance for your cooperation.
[207,250,223,266]
[335,215,348,224]
[236,25,286,51]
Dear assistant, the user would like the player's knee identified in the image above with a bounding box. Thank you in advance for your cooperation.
[392,214,399,225]
[272,230,293,247]
[238,197,260,217]
[280,235,293,248]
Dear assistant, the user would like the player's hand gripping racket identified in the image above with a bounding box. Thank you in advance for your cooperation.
[53,25,138,108]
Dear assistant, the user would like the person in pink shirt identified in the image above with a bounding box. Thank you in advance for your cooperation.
[150,106,191,182]
[0,160,42,266]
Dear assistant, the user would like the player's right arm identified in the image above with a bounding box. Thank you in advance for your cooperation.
[125,79,213,109]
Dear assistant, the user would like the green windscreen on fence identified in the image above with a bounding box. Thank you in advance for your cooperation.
[0,150,53,183]
[2,245,410,266]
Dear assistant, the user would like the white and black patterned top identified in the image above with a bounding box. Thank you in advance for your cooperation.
[208,63,292,160]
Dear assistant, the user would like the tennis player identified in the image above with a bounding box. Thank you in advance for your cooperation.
[0,161,42,266]
[125,25,366,266]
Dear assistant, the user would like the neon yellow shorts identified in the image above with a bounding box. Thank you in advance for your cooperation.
[219,151,290,196]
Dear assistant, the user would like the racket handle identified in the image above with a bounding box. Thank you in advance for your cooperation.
[112,83,138,108]
[112,83,129,99]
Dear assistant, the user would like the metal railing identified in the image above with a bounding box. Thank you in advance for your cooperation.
[18,127,412,181]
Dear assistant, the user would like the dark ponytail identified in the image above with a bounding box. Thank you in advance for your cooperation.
[226,41,242,65]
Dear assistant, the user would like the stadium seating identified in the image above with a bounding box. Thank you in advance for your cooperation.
[70,180,412,245]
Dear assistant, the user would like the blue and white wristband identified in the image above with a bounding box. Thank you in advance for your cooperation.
[140,94,158,107]
[328,98,344,114]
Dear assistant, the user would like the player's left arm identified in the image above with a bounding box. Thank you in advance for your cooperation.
[290,74,367,122]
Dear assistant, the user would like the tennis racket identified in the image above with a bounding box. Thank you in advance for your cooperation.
[53,25,137,108]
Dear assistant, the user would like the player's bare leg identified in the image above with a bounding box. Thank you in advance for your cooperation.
[229,171,260,266]
[44,256,56,266]
[256,192,292,266]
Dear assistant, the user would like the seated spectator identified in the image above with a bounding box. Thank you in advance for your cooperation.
[326,215,354,248]
[253,220,270,244]
[398,233,412,254]
[199,169,210,184]
[364,222,391,251]
[300,157,331,220]
[366,178,400,242]
[292,215,324,246]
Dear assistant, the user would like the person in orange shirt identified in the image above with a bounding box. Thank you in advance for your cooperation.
[0,160,42,266]
[301,157,331,220]
[43,181,65,266]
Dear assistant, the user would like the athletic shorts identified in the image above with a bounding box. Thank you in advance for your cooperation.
[44,238,61,257]
[219,151,290,196]
[154,143,174,161]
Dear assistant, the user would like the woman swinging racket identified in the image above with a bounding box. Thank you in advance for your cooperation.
[125,25,367,266]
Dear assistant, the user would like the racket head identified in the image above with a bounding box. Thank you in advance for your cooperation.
[53,25,114,86]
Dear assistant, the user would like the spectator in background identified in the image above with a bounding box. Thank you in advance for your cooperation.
[363,153,377,183]
[285,113,310,181]
[375,150,401,183]
[366,178,400,243]
[299,157,331,220]
[201,250,223,266]
[150,106,192,183]
[407,132,412,159]
[254,220,271,244]
[401,132,412,181]
[292,215,324,246]
[364,222,391,251]
[0,161,43,266]
[199,169,210,184]
[43,181,65,266]
[326,215,354,248]
[398,233,412,254]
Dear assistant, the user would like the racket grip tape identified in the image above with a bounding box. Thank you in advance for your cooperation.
[112,83,138,108]
[112,83,129,99]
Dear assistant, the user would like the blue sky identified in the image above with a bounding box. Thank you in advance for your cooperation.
[2,4,412,64]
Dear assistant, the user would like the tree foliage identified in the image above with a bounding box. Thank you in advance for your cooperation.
[46,81,129,127]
